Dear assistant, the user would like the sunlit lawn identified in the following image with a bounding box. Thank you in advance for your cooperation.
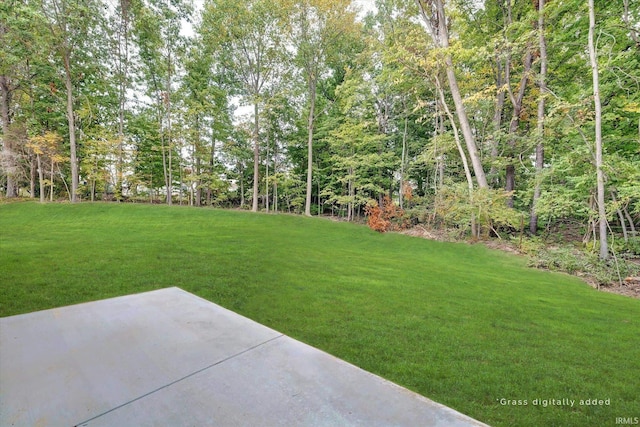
[1,202,638,427]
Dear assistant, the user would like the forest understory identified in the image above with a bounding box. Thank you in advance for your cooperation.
[398,223,640,299]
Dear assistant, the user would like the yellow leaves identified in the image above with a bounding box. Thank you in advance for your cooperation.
[26,132,64,159]
[463,85,497,106]
[622,102,640,114]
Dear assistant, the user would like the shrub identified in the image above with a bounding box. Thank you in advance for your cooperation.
[365,196,410,233]
[528,244,639,286]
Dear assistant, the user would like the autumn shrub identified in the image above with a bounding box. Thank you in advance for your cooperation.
[364,196,410,233]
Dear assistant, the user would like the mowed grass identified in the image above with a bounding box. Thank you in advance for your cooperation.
[1,202,638,427]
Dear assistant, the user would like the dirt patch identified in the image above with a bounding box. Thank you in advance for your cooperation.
[400,226,451,242]
[599,277,640,299]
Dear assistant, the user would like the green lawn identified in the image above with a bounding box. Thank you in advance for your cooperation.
[1,202,638,427]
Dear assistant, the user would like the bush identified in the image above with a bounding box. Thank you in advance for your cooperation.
[612,236,640,257]
[365,196,410,233]
[528,244,639,286]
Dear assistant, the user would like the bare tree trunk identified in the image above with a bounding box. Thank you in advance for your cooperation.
[505,49,533,207]
[588,0,608,260]
[62,55,79,203]
[531,0,547,234]
[239,163,245,208]
[265,125,270,213]
[194,117,201,207]
[160,118,169,204]
[489,57,506,187]
[30,156,36,198]
[624,208,636,236]
[207,135,215,206]
[347,168,353,222]
[36,153,44,203]
[612,192,629,242]
[273,136,278,213]
[399,114,408,209]
[165,49,173,205]
[435,75,477,237]
[305,82,316,217]
[252,102,260,212]
[115,0,130,202]
[0,75,18,198]
[50,159,55,202]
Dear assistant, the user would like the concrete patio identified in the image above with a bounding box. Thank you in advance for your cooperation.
[0,287,489,426]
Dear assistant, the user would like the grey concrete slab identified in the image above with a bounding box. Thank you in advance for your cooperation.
[1,287,489,427]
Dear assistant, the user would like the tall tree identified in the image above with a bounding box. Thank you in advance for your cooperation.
[415,0,488,189]
[530,0,548,233]
[133,0,190,205]
[39,0,101,202]
[588,0,608,259]
[112,0,133,201]
[0,0,43,198]
[203,0,285,212]
[283,0,357,216]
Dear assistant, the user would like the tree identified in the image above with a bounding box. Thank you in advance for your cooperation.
[111,0,133,201]
[26,131,65,202]
[132,0,191,205]
[180,37,231,207]
[0,0,45,198]
[282,0,358,216]
[203,0,286,212]
[39,0,102,202]
[530,0,548,234]
[415,0,488,189]
[588,0,608,259]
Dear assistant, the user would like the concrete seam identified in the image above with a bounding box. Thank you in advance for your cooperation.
[73,334,285,427]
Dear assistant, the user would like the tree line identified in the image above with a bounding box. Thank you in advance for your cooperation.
[1,0,638,259]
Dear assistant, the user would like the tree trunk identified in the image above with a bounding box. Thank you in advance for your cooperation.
[612,192,629,242]
[265,125,270,213]
[530,0,547,234]
[160,133,169,204]
[207,135,215,206]
[273,135,278,213]
[36,153,44,203]
[436,75,476,236]
[399,114,408,209]
[252,102,260,212]
[588,0,608,260]
[62,53,79,203]
[166,49,173,205]
[50,159,55,202]
[347,168,353,222]
[624,207,636,237]
[505,49,533,207]
[0,75,18,198]
[115,0,130,202]
[30,156,36,198]
[305,82,316,216]
[416,0,488,189]
[443,56,488,189]
[239,163,245,208]
[489,57,506,187]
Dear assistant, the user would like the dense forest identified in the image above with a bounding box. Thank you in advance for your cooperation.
[1,0,639,259]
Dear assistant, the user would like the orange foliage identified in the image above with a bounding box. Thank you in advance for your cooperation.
[365,196,409,233]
